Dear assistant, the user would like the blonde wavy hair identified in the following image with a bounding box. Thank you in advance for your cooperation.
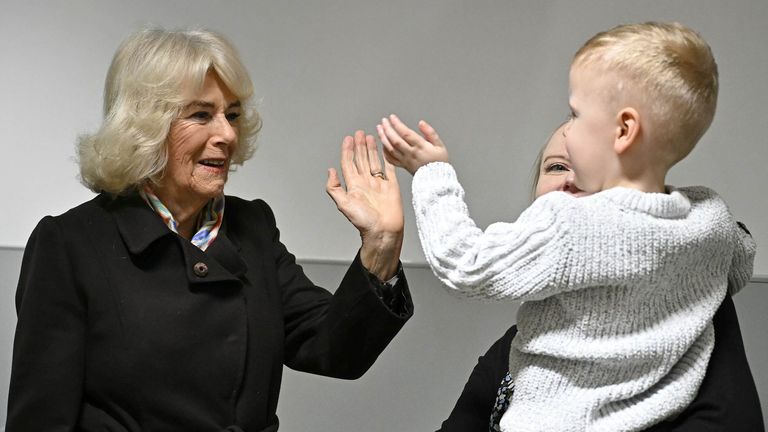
[77,28,261,194]
[572,22,718,166]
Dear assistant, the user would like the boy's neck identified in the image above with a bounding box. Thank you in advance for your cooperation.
[610,179,667,194]
[608,164,668,193]
[610,141,670,193]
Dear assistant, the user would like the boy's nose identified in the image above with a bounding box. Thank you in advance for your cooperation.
[562,119,572,137]
[562,173,581,193]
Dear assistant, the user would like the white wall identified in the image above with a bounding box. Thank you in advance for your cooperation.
[0,0,766,276]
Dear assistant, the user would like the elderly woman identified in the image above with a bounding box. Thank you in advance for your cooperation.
[438,124,763,432]
[8,29,411,431]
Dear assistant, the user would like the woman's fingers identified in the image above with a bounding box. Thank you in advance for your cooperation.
[365,134,384,177]
[352,130,367,175]
[338,130,392,185]
[339,135,356,178]
[325,167,347,208]
[383,149,399,185]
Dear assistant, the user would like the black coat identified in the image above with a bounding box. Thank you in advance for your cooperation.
[8,193,413,432]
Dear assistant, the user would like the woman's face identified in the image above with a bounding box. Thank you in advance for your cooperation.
[161,70,241,205]
[534,124,587,199]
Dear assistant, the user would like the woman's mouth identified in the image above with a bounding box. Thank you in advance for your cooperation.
[199,159,226,168]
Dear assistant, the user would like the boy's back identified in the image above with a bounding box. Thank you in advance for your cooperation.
[410,164,754,430]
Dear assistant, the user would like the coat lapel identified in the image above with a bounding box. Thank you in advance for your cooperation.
[109,193,246,287]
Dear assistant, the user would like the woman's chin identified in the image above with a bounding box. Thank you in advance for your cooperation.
[189,181,227,201]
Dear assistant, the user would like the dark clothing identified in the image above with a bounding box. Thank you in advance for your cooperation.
[438,295,763,432]
[439,326,518,432]
[8,193,412,432]
[648,295,764,432]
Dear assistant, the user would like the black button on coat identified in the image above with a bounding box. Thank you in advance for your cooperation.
[8,193,413,431]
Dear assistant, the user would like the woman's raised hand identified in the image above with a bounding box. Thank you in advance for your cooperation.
[326,130,404,281]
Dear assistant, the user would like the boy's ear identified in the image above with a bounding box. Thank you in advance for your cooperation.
[614,108,640,155]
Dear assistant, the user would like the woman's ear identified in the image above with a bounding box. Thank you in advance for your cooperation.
[614,108,640,155]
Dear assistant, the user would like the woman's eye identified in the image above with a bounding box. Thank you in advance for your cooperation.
[190,111,212,120]
[226,112,241,122]
[545,162,570,173]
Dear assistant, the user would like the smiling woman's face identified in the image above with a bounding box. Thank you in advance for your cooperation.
[534,124,586,199]
[159,70,242,207]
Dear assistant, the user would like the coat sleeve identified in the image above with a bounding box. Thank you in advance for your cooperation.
[256,200,413,379]
[7,216,86,431]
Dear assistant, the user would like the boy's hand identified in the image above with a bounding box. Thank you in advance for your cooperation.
[377,114,449,175]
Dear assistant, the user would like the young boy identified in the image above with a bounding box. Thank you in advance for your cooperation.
[378,22,756,431]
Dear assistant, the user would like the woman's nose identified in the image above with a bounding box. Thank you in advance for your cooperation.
[214,115,237,145]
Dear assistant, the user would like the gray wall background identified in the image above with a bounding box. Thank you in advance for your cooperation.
[1,0,766,430]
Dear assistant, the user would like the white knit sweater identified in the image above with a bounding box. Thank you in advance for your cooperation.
[411,162,755,432]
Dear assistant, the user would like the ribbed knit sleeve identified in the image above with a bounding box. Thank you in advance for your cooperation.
[412,162,565,301]
[411,163,724,303]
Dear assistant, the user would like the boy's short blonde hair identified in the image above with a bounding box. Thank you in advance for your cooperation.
[572,22,717,165]
[78,28,262,194]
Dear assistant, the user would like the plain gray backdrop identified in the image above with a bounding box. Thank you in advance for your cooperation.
[1,1,765,430]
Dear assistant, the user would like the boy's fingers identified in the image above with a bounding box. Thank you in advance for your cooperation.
[382,141,404,166]
[418,120,445,148]
[388,114,421,146]
[378,124,403,158]
[383,149,401,167]
[381,118,420,155]
[381,118,411,153]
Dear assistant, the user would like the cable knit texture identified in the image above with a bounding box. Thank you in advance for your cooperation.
[411,162,755,432]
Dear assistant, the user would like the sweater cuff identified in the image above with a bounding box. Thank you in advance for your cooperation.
[412,162,460,202]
